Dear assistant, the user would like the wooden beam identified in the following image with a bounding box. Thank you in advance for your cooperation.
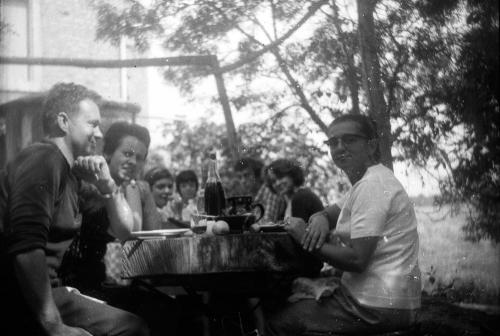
[0,56,214,68]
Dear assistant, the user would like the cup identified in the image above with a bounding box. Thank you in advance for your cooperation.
[190,213,215,234]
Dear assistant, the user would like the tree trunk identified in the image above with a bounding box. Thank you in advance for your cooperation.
[356,0,393,169]
[330,1,360,115]
[210,56,240,163]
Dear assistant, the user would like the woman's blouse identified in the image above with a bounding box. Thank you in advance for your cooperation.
[60,180,160,288]
[334,164,421,310]
[281,187,324,222]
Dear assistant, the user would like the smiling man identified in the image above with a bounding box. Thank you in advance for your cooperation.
[267,114,421,335]
[0,83,148,336]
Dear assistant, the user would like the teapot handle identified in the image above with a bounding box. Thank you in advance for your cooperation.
[250,203,265,222]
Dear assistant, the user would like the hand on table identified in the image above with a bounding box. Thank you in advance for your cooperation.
[302,212,330,252]
[283,217,308,244]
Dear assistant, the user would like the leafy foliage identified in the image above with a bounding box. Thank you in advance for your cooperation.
[94,0,499,241]
[152,115,346,202]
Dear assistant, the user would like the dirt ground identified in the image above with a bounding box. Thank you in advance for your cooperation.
[417,296,500,336]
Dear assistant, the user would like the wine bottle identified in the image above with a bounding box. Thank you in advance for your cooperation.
[204,152,226,216]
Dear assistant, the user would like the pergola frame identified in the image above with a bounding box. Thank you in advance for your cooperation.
[0,55,239,161]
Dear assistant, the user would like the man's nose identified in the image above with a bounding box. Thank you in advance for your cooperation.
[94,127,103,139]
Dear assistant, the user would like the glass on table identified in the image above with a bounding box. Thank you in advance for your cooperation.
[190,213,217,234]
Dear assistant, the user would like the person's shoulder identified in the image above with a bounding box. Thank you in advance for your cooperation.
[11,141,67,176]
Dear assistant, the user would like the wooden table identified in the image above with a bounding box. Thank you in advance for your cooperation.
[122,232,321,294]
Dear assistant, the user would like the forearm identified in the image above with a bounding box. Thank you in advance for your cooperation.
[14,249,63,331]
[321,204,341,230]
[312,242,365,273]
[105,189,135,241]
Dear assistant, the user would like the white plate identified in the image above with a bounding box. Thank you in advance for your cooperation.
[130,229,190,239]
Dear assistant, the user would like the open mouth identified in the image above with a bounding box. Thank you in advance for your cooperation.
[120,166,135,178]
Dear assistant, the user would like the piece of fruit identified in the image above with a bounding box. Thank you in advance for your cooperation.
[249,223,260,232]
[213,220,230,235]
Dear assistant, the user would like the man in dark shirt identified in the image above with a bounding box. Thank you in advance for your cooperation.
[0,83,148,336]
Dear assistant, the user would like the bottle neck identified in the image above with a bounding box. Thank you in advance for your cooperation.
[206,158,220,183]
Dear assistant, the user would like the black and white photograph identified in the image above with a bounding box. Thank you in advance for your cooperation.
[0,0,498,335]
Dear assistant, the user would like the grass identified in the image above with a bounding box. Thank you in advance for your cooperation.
[416,205,500,305]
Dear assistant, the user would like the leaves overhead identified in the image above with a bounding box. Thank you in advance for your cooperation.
[93,0,499,241]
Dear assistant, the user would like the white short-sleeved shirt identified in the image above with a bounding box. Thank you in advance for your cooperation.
[335,164,421,310]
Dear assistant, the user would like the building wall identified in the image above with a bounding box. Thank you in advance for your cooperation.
[38,0,122,99]
[0,0,149,116]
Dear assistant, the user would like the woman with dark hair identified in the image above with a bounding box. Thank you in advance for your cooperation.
[61,121,160,290]
[267,114,421,335]
[266,159,323,223]
[60,122,181,336]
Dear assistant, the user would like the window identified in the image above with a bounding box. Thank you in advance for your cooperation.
[0,0,36,90]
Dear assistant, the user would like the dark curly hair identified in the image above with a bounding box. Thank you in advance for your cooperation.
[144,166,173,187]
[328,114,380,162]
[175,170,199,194]
[102,121,151,156]
[267,159,305,188]
[42,82,102,135]
[233,157,264,180]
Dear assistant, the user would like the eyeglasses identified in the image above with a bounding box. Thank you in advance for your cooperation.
[323,134,367,148]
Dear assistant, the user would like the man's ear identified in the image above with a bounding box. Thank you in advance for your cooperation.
[56,112,70,134]
[367,138,379,158]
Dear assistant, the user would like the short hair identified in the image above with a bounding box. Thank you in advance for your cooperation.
[144,166,173,187]
[175,170,199,194]
[102,121,151,156]
[42,82,102,135]
[267,159,305,187]
[328,114,380,161]
[233,157,264,180]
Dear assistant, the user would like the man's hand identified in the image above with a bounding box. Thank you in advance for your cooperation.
[284,217,308,244]
[74,156,116,195]
[302,212,330,252]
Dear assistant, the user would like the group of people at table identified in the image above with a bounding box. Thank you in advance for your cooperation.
[0,82,421,336]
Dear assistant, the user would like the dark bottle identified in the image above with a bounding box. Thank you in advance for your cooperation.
[204,153,226,216]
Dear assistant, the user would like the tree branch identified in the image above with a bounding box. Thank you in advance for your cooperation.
[216,0,328,74]
[272,49,329,134]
